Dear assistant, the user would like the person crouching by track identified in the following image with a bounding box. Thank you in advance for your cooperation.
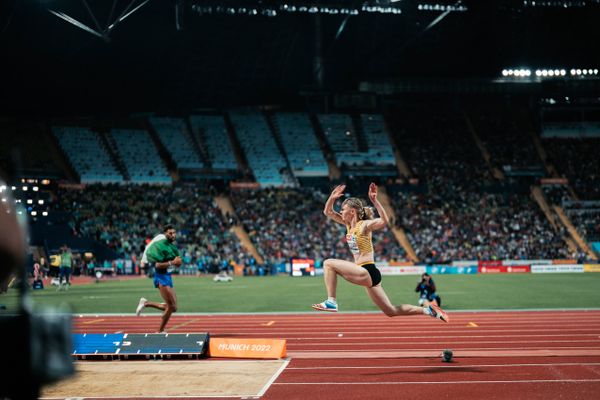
[135,224,182,333]
[416,272,442,307]
[312,183,449,323]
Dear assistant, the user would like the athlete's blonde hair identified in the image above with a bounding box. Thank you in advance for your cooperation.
[342,197,374,220]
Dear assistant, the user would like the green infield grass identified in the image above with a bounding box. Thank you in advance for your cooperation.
[1,273,599,314]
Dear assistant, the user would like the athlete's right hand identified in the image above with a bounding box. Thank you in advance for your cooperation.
[172,256,183,267]
[330,184,346,199]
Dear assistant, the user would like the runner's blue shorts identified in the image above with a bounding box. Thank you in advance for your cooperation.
[153,271,173,288]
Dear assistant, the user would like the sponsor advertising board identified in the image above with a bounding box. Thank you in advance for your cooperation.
[531,264,584,273]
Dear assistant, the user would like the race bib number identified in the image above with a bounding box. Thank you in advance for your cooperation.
[346,234,360,255]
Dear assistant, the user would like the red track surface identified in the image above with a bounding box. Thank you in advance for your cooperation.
[71,311,600,400]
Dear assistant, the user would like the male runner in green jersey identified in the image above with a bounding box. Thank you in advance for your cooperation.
[135,224,182,332]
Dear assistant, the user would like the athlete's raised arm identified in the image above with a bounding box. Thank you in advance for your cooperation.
[323,184,346,225]
[363,183,389,232]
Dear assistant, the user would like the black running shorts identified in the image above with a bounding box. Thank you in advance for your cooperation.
[361,263,382,287]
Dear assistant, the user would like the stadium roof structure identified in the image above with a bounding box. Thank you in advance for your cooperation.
[1,0,599,113]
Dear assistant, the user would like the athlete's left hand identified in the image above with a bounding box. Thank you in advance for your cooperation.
[368,182,378,202]
[172,256,183,267]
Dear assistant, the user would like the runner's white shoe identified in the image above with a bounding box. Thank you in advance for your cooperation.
[311,300,338,312]
[136,297,147,316]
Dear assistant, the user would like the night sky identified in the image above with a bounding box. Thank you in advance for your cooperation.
[1,1,599,113]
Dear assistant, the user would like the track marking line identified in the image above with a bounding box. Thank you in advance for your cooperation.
[291,346,600,352]
[110,317,600,325]
[256,358,290,397]
[273,333,600,340]
[82,319,105,325]
[287,349,600,359]
[73,317,600,327]
[273,379,600,385]
[286,362,600,370]
[72,309,600,317]
[160,328,600,335]
[169,318,201,331]
[286,339,600,346]
[86,323,600,331]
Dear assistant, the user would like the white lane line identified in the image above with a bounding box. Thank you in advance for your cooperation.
[153,321,600,327]
[98,315,600,322]
[255,358,290,397]
[103,326,600,332]
[78,318,600,325]
[168,314,600,319]
[188,328,600,334]
[273,379,600,385]
[77,318,600,325]
[73,309,600,316]
[99,321,600,328]
[77,315,600,323]
[286,339,600,346]
[282,334,600,340]
[95,325,600,332]
[161,318,600,324]
[289,346,600,352]
[286,362,600,370]
[189,318,600,323]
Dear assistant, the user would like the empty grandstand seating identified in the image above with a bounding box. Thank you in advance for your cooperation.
[360,114,396,166]
[318,114,362,166]
[109,129,171,184]
[189,115,238,170]
[274,112,328,177]
[317,113,396,168]
[230,111,293,187]
[53,126,123,183]
[149,117,205,169]
[542,122,600,138]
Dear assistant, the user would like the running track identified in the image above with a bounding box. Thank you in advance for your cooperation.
[71,310,600,400]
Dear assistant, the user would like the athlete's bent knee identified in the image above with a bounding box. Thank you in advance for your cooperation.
[323,259,336,270]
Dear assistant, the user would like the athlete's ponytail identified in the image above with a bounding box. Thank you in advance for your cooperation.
[342,198,374,220]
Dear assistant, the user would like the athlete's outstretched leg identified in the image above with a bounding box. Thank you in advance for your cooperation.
[366,285,449,322]
[366,285,426,317]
